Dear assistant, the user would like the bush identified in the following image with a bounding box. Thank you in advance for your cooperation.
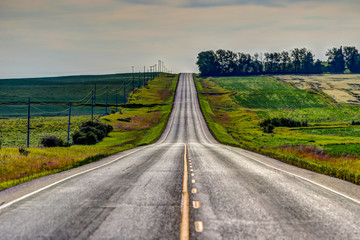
[18,147,29,156]
[351,120,360,125]
[72,121,113,145]
[263,124,274,133]
[73,131,98,145]
[40,135,64,147]
[260,117,307,133]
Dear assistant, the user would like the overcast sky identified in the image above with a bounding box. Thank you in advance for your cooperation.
[1,0,359,78]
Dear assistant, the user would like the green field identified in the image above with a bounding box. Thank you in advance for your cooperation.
[215,76,330,109]
[0,73,178,190]
[0,73,152,118]
[196,74,360,184]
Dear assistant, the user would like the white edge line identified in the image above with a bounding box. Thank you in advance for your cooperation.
[0,145,151,210]
[0,75,183,211]
[191,74,360,205]
[226,147,360,205]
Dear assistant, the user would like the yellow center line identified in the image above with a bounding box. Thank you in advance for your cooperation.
[180,144,189,240]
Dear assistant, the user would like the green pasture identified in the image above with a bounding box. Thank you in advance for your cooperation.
[196,74,360,184]
[214,76,330,109]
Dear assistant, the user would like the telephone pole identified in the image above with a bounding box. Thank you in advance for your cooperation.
[132,66,135,92]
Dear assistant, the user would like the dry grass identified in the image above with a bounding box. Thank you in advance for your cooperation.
[276,74,360,104]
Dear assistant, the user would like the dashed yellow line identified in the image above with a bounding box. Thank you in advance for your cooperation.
[180,144,189,240]
[192,201,201,208]
[195,221,204,232]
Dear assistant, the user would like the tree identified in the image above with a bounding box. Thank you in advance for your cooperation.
[326,47,345,73]
[237,52,252,75]
[344,46,360,73]
[252,53,263,75]
[302,51,315,73]
[313,59,323,74]
[196,50,220,76]
[215,49,238,76]
[291,48,307,73]
[280,51,291,73]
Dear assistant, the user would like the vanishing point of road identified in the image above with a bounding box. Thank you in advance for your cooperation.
[0,73,359,239]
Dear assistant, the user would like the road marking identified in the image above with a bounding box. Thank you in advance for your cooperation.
[224,147,360,205]
[191,188,198,194]
[195,221,204,232]
[0,76,183,211]
[0,143,157,211]
[180,144,189,240]
[190,169,193,172]
[192,201,201,208]
[191,173,194,176]
[191,179,196,184]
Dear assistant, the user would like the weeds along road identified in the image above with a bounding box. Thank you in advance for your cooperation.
[0,73,360,239]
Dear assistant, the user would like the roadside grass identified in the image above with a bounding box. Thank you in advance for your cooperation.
[0,73,179,190]
[195,75,360,184]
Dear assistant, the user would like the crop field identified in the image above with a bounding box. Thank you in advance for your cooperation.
[276,74,360,105]
[214,76,330,109]
[196,74,360,184]
[0,73,178,190]
[0,72,150,118]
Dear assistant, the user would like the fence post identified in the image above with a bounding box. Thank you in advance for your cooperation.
[27,97,30,148]
[67,102,71,144]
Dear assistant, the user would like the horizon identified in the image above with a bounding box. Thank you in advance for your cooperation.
[1,0,359,78]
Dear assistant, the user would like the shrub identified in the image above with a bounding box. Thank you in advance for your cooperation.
[263,124,274,133]
[18,147,29,156]
[351,120,360,125]
[72,121,113,145]
[40,135,64,147]
[72,131,98,145]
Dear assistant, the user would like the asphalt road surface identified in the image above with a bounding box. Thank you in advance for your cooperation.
[0,73,359,239]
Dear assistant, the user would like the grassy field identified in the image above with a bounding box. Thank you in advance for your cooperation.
[0,73,178,190]
[195,74,360,184]
[0,72,151,118]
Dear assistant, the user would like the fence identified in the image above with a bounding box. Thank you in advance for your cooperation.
[0,71,158,147]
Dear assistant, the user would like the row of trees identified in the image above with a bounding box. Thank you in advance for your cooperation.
[196,47,360,76]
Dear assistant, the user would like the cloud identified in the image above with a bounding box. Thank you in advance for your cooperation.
[0,0,360,77]
[120,0,358,8]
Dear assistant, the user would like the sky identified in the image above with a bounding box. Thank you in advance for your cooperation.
[0,0,360,78]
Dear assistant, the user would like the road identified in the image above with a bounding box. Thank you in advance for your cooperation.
[0,73,359,239]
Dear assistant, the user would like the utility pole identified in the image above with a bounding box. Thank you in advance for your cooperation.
[27,97,30,148]
[94,83,96,105]
[67,102,71,144]
[138,71,141,88]
[123,86,126,107]
[143,66,146,87]
[91,90,94,123]
[132,66,135,92]
[115,93,118,113]
[105,86,108,115]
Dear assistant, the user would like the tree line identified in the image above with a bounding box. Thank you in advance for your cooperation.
[196,46,360,76]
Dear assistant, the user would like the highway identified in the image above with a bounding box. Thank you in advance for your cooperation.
[0,73,359,239]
